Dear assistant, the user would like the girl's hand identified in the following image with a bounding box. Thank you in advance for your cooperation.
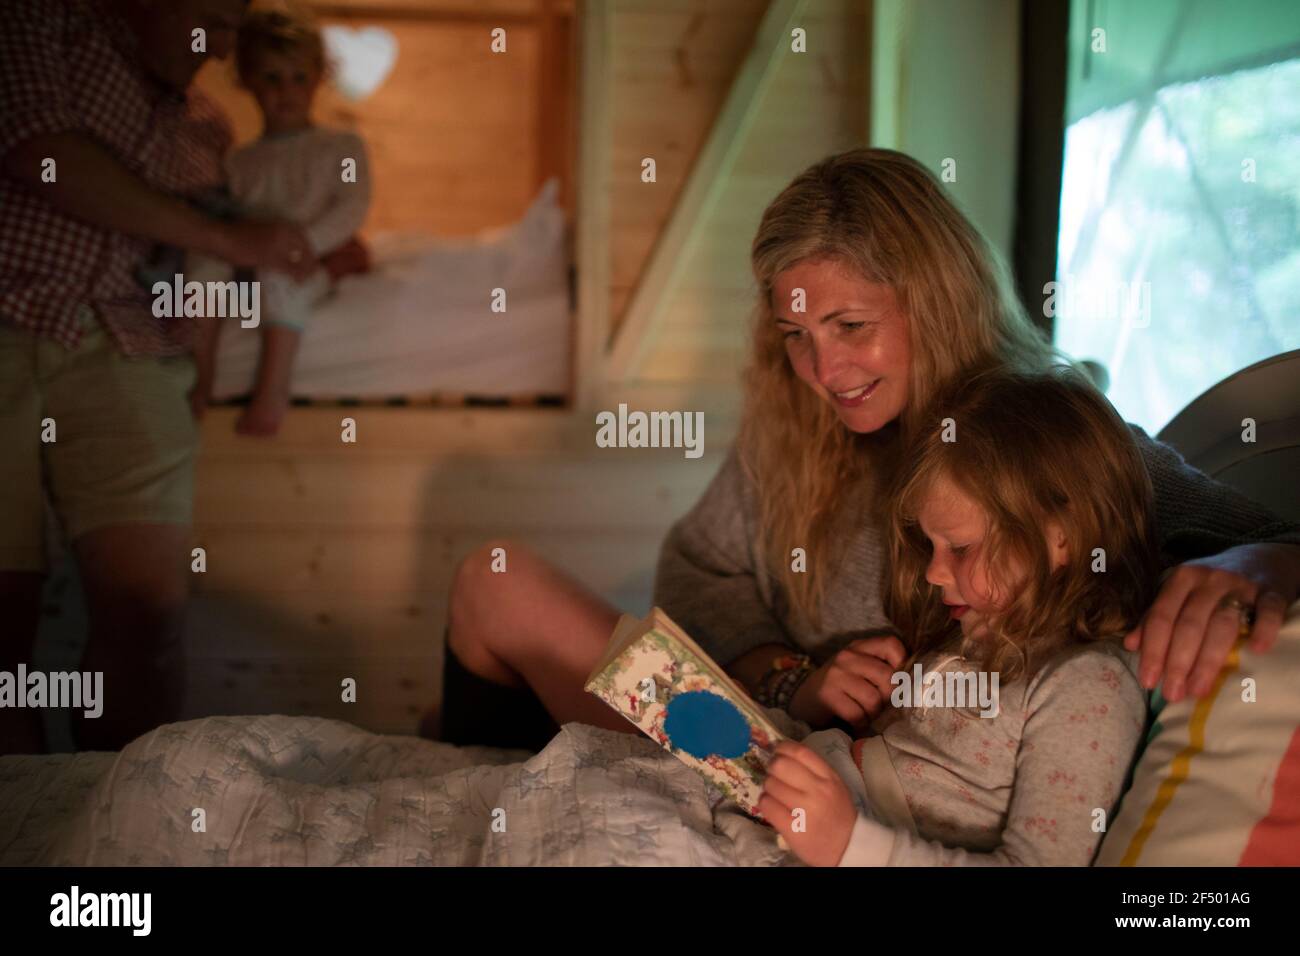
[759,741,857,867]
[789,635,905,732]
[1125,543,1300,701]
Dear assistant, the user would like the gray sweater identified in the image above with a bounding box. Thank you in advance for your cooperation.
[652,424,1300,668]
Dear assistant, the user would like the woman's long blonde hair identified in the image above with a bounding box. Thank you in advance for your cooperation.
[741,148,1059,630]
[884,367,1160,681]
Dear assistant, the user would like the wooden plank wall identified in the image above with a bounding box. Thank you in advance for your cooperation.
[195,0,576,236]
[627,0,870,385]
[186,418,721,733]
[605,0,768,335]
[32,1,870,741]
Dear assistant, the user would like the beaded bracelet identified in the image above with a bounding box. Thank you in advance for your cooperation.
[755,653,814,711]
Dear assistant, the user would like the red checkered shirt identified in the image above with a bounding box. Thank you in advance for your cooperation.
[0,0,232,357]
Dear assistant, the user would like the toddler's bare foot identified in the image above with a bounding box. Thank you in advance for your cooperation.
[235,391,290,436]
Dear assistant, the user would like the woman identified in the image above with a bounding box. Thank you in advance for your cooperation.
[440,148,1300,750]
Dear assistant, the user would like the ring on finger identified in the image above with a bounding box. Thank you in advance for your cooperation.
[1216,594,1256,636]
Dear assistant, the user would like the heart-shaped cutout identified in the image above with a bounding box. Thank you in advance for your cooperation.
[322,25,398,102]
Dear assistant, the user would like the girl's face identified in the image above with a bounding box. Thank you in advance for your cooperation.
[918,473,1068,639]
[244,50,321,134]
[771,258,911,435]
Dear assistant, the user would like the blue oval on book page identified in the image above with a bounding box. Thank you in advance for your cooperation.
[663,691,751,759]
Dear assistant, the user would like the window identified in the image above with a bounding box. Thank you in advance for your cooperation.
[1054,0,1300,434]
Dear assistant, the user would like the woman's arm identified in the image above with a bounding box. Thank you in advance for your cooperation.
[729,645,797,696]
[654,447,902,730]
[1132,423,1300,559]
[1129,425,1300,699]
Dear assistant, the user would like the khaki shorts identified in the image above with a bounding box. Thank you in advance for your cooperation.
[0,313,198,572]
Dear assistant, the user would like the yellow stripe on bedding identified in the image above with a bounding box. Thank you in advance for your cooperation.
[1119,640,1244,866]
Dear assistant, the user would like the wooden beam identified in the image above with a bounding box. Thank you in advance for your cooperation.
[573,0,613,412]
[605,0,808,382]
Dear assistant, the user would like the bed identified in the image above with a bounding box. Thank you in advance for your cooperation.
[210,179,572,404]
[3,602,1297,865]
[0,716,795,866]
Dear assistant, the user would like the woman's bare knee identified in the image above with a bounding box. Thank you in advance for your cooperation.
[447,537,618,690]
[447,538,532,684]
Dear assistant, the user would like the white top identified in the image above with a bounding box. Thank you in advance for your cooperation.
[227,126,372,256]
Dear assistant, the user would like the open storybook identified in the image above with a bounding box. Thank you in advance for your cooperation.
[584,606,787,817]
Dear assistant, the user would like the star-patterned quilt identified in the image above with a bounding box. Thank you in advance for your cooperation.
[0,714,795,865]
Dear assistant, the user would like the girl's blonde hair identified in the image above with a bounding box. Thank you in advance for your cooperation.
[885,367,1160,682]
[741,148,1061,631]
[235,6,326,85]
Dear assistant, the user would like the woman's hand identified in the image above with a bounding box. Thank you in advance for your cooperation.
[760,741,857,867]
[1125,543,1300,701]
[789,635,905,732]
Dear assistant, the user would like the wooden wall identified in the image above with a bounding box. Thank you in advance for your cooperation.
[623,0,869,387]
[195,0,576,236]
[186,418,715,734]
[605,0,768,338]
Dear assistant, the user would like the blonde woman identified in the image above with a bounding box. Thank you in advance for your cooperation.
[440,148,1300,750]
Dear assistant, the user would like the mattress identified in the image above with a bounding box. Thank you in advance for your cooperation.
[211,179,571,401]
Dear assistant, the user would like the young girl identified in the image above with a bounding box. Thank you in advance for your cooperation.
[194,8,372,435]
[761,367,1160,866]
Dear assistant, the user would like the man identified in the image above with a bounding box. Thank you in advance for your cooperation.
[0,0,314,752]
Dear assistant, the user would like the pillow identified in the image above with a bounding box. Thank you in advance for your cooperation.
[1095,599,1300,865]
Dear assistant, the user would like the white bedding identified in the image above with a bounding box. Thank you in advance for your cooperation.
[211,180,571,400]
[0,714,798,866]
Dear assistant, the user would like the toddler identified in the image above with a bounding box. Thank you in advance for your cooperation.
[193,8,372,435]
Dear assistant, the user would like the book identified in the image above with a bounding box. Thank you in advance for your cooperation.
[584,606,787,817]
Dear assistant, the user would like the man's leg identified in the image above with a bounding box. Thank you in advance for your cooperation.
[0,571,46,753]
[0,322,51,753]
[40,315,199,752]
[70,523,190,751]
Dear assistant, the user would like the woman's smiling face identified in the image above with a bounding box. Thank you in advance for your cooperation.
[771,258,911,434]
